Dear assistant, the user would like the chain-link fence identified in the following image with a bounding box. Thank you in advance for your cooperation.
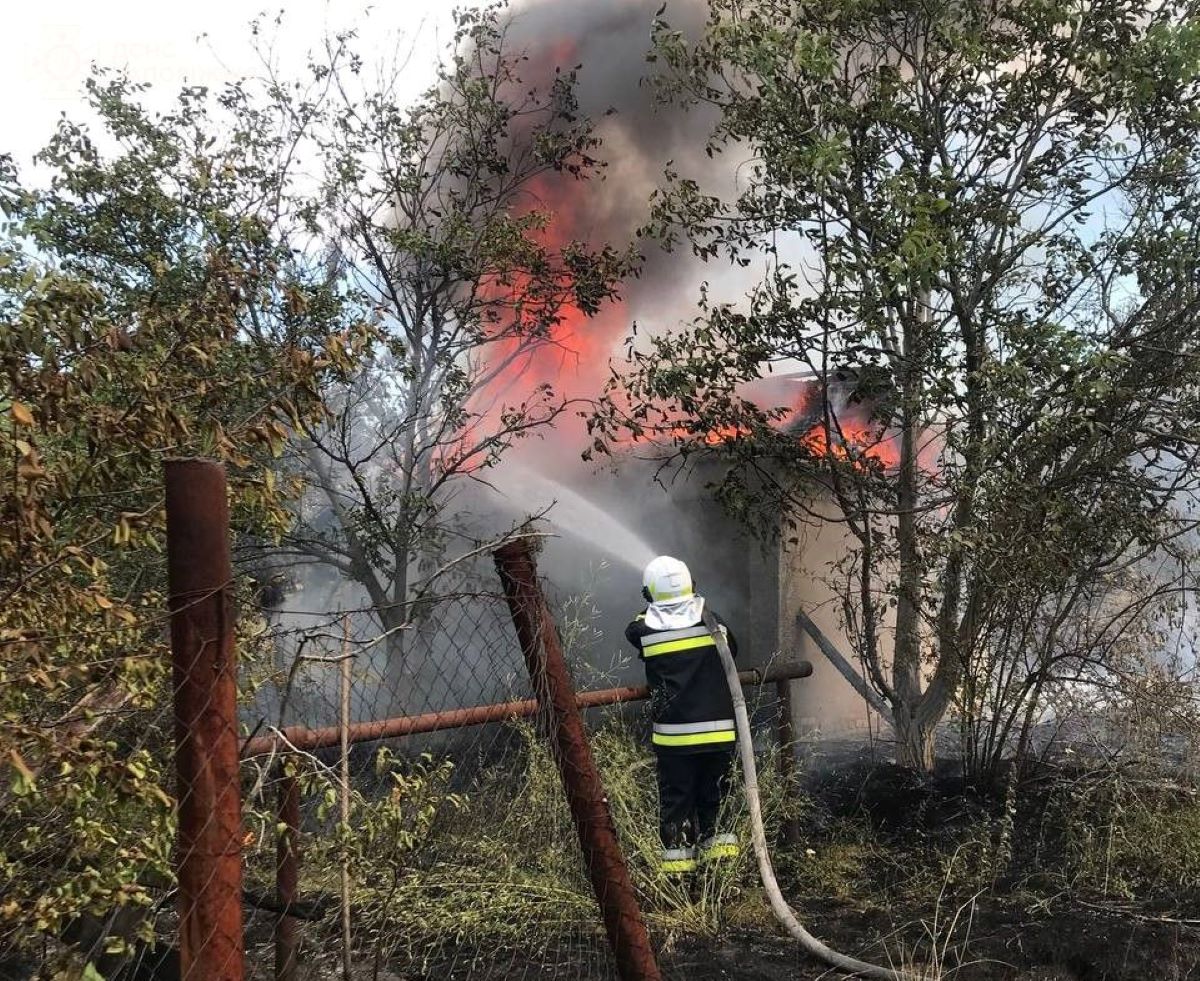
[240,584,620,980]
[1,463,803,981]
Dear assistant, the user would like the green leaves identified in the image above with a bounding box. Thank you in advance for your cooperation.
[605,0,1200,772]
[0,52,364,956]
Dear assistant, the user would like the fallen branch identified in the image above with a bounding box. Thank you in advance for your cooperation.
[1075,899,1200,928]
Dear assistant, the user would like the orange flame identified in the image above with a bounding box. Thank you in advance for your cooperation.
[799,419,901,470]
[617,377,901,470]
[460,37,907,476]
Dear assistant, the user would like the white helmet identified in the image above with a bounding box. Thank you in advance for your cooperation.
[642,556,693,602]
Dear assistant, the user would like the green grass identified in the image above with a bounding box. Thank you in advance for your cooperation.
[238,727,1200,977]
[242,717,797,966]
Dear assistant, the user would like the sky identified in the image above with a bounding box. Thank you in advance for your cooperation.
[1,0,474,172]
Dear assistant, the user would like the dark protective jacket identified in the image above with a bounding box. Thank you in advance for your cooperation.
[624,606,739,755]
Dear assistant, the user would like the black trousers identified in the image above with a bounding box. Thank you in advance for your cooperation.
[655,748,735,848]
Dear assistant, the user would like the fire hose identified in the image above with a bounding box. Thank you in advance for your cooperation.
[703,608,911,981]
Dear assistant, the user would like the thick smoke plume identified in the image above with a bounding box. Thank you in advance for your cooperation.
[485,0,716,420]
[491,1,901,468]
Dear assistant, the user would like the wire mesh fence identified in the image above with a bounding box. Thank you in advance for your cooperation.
[239,586,617,981]
[1,472,802,981]
[232,545,801,981]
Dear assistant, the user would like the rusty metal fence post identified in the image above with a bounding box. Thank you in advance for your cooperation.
[275,763,300,981]
[775,679,801,846]
[494,539,662,981]
[165,458,245,981]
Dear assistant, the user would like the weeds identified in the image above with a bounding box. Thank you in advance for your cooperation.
[233,717,1200,978]
[1026,761,1200,905]
[240,713,795,969]
[880,866,987,980]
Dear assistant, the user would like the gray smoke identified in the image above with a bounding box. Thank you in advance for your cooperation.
[500,0,723,388]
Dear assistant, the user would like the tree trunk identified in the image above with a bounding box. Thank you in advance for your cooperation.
[379,605,409,716]
[894,706,937,773]
[891,294,930,772]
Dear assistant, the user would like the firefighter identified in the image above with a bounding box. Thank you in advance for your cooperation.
[626,555,740,874]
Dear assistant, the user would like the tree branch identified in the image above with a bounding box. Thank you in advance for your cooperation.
[796,608,892,720]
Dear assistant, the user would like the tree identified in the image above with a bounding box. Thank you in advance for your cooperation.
[594,0,1200,772]
[0,70,360,965]
[0,5,632,968]
[261,6,635,709]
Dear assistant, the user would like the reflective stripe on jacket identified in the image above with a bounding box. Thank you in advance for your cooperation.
[625,606,739,755]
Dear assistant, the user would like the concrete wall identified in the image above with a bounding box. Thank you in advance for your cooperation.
[748,492,889,744]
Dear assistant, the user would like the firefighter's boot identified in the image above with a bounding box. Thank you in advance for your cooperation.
[699,832,739,864]
[659,844,698,875]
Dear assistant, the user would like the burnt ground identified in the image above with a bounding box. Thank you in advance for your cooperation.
[13,753,1199,981]
[391,883,1200,981]
[403,903,1200,981]
[35,864,1199,980]
[659,900,1200,980]
[402,752,1200,981]
[33,903,1197,981]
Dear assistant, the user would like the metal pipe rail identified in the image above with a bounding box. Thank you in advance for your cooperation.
[242,660,812,758]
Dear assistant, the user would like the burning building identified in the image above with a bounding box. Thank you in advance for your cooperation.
[461,0,907,746]
[502,370,895,749]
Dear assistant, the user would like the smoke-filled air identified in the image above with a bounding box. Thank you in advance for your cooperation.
[6,1,1200,979]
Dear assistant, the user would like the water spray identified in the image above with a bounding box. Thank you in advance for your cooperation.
[702,607,912,981]
[496,463,657,571]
